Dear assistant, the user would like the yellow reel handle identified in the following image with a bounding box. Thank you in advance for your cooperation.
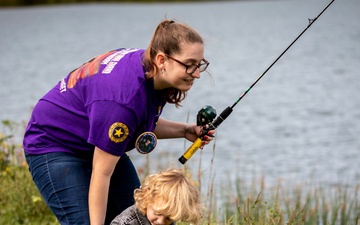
[178,138,203,164]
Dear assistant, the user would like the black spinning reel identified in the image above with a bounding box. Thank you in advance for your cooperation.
[196,105,217,126]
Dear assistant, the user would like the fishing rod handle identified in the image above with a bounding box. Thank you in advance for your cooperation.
[178,138,203,164]
[178,117,217,165]
[178,106,233,164]
[178,116,216,165]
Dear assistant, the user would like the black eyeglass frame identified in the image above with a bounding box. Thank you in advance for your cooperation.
[165,54,209,75]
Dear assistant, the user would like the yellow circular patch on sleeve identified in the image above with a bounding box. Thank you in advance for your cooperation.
[108,122,129,143]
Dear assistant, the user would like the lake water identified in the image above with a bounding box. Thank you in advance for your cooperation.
[1,0,359,192]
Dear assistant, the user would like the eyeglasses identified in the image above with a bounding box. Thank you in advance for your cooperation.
[165,54,209,75]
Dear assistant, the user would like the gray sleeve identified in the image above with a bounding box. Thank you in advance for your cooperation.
[110,205,139,225]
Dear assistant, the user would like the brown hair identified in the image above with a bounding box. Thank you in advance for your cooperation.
[143,19,204,107]
[134,169,203,224]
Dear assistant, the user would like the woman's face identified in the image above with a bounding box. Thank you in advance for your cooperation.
[154,42,205,91]
[146,206,174,225]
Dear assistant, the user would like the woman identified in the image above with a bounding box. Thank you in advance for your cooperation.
[23,19,213,225]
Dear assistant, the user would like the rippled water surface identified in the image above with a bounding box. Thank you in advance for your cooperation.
[1,0,359,189]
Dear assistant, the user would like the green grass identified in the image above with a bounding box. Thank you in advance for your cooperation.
[1,119,359,225]
[0,120,57,225]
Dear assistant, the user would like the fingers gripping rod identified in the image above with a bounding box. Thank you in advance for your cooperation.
[179,0,335,164]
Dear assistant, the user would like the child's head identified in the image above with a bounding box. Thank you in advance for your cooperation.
[134,169,202,225]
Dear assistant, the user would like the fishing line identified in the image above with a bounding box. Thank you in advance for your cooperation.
[179,0,336,164]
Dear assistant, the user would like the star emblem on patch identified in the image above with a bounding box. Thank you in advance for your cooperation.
[108,122,129,143]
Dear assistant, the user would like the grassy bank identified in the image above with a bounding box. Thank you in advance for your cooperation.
[1,120,359,224]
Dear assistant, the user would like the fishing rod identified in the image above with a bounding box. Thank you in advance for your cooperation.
[179,0,336,164]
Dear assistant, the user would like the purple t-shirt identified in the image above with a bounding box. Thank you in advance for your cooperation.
[23,48,166,156]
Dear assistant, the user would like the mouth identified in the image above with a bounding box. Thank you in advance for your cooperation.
[184,78,194,84]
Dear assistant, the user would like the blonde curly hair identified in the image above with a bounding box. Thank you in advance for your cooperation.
[134,168,203,224]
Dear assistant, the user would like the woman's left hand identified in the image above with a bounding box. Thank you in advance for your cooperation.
[184,124,215,148]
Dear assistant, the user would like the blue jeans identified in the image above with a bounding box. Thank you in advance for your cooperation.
[25,151,140,225]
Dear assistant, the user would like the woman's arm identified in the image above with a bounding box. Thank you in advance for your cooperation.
[154,118,214,143]
[89,147,120,225]
[154,118,189,139]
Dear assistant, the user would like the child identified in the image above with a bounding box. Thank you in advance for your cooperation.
[110,169,203,225]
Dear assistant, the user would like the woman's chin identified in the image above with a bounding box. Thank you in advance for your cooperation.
[180,82,193,91]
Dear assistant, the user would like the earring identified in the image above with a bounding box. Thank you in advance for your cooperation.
[161,69,164,74]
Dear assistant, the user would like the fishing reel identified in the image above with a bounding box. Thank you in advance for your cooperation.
[197,105,217,127]
[196,105,217,137]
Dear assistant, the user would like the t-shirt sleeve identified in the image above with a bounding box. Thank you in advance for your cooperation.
[86,100,139,156]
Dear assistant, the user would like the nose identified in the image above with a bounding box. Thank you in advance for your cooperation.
[190,67,201,78]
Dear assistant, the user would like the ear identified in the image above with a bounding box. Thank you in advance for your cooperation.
[155,53,166,70]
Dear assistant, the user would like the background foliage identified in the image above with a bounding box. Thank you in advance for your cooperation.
[0,120,359,224]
